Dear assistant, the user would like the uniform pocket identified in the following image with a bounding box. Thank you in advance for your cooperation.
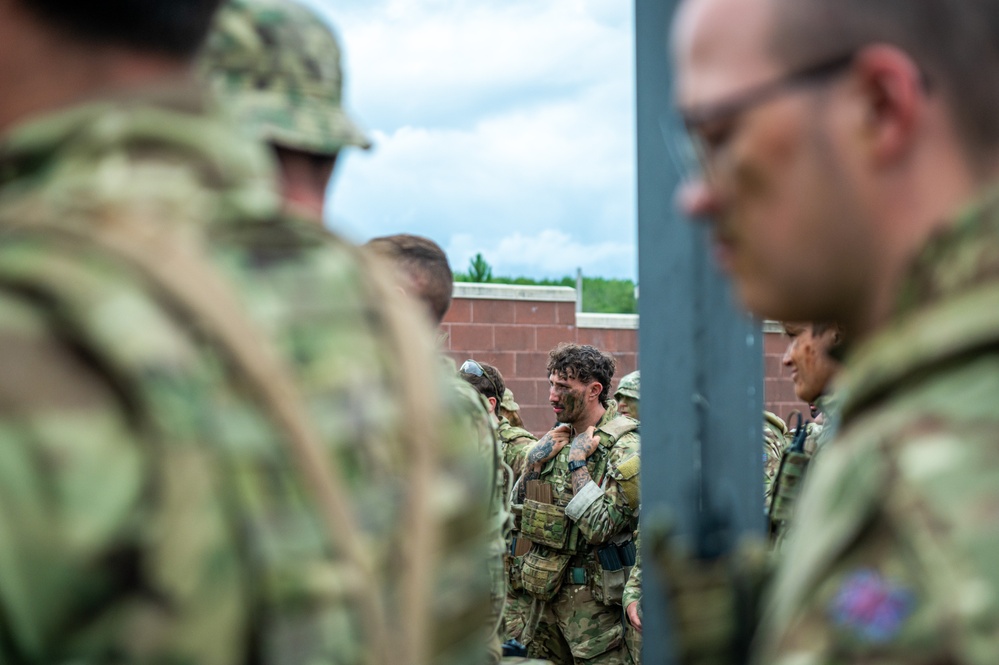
[521,547,571,601]
[521,499,570,550]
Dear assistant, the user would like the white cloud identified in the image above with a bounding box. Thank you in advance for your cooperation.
[302,0,638,280]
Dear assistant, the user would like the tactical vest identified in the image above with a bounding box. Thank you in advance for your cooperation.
[519,415,639,604]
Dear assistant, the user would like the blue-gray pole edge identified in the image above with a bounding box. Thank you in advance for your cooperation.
[635,2,765,663]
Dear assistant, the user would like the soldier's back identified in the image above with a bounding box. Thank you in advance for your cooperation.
[0,89,492,665]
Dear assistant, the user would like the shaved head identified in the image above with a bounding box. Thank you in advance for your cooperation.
[769,0,999,171]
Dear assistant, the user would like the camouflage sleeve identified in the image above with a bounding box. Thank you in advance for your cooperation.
[756,422,996,665]
[622,537,643,609]
[565,432,640,546]
[503,434,536,480]
[763,422,789,510]
[0,292,244,662]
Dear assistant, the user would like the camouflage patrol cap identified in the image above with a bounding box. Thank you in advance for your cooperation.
[501,388,520,413]
[199,0,371,156]
[614,371,640,401]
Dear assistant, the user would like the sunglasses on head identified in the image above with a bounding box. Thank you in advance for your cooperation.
[460,359,502,400]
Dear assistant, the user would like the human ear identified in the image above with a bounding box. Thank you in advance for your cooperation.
[852,45,925,165]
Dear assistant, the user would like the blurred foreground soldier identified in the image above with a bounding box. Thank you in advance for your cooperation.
[517,344,640,665]
[199,0,371,221]
[613,371,640,421]
[501,388,527,429]
[366,233,454,327]
[0,1,494,663]
[367,234,510,662]
[668,0,999,661]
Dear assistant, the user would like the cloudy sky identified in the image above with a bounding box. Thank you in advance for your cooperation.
[302,0,638,281]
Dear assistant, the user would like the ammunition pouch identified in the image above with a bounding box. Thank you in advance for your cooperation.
[521,499,571,550]
[522,547,572,601]
[590,541,636,605]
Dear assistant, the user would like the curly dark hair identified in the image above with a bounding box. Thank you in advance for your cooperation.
[547,343,616,406]
[459,360,506,409]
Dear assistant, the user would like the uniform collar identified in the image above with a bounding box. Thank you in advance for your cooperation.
[837,185,999,422]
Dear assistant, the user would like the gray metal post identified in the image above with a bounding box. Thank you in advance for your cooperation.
[635,2,765,663]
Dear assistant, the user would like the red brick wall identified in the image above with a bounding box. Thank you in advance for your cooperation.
[442,291,804,435]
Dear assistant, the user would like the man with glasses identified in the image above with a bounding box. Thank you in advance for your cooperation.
[662,0,999,661]
[517,343,640,665]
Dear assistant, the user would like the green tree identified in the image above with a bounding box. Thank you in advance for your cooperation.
[467,253,493,283]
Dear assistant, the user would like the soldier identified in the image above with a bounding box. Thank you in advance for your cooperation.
[614,371,641,665]
[518,343,640,665]
[668,0,999,661]
[621,534,643,665]
[501,388,528,430]
[0,0,494,663]
[366,233,510,662]
[768,323,843,546]
[198,0,371,221]
[458,361,540,648]
[781,321,843,453]
[613,371,640,421]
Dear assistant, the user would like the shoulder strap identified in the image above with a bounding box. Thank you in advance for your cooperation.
[597,414,639,444]
[8,211,437,665]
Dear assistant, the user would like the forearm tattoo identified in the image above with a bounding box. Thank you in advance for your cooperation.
[526,432,556,466]
[569,431,594,494]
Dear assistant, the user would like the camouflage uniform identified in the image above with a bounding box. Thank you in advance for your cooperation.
[519,409,640,665]
[755,191,999,663]
[762,411,790,511]
[199,0,371,156]
[612,372,640,665]
[768,394,839,548]
[622,537,642,665]
[498,418,538,645]
[449,373,511,664]
[500,417,537,481]
[0,85,493,664]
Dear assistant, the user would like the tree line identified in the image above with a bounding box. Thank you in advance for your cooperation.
[454,253,637,314]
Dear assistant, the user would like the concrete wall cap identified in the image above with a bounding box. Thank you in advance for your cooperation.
[577,313,638,330]
[452,283,576,302]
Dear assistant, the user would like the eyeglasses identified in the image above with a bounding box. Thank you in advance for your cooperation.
[460,359,502,401]
[676,52,856,181]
